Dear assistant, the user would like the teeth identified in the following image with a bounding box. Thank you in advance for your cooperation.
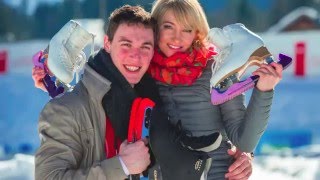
[169,44,181,49]
[125,65,140,72]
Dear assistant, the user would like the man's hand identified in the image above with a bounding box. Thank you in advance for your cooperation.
[119,139,150,174]
[225,147,253,180]
[32,67,47,92]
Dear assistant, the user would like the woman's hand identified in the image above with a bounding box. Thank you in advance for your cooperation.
[225,147,253,180]
[253,62,283,92]
[32,66,47,92]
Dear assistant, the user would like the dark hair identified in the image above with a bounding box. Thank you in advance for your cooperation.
[106,5,157,41]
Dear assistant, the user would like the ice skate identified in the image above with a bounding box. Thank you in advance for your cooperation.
[47,20,95,84]
[208,23,273,90]
[208,23,292,105]
[210,53,292,105]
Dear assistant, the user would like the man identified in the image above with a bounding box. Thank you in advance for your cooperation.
[35,5,156,179]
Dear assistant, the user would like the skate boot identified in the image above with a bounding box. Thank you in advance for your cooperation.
[47,20,95,84]
[208,23,273,90]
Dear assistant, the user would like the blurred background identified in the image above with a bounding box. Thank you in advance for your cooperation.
[0,0,319,179]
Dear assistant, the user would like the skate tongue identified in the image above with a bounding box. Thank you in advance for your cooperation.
[211,53,292,105]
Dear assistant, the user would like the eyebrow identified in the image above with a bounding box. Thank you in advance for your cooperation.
[162,21,191,30]
[143,41,154,47]
[118,36,154,47]
[162,21,174,25]
[118,36,131,43]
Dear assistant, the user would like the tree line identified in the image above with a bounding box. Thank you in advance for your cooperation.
[0,0,317,42]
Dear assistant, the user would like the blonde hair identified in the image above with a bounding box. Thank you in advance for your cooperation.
[151,0,210,47]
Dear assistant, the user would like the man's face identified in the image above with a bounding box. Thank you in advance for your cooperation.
[104,23,154,86]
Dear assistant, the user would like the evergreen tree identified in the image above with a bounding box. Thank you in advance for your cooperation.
[237,0,253,27]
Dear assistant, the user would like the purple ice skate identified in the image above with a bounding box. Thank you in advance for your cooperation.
[211,53,292,105]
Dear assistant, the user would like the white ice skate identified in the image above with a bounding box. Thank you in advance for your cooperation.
[207,23,293,105]
[208,23,274,90]
[47,20,95,84]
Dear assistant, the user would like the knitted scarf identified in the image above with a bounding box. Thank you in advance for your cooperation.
[148,45,217,85]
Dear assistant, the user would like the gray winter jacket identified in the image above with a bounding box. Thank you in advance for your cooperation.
[157,60,273,179]
[35,64,127,180]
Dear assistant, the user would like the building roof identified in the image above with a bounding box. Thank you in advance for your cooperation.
[267,6,319,33]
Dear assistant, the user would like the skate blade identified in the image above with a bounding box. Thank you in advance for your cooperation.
[211,76,257,105]
[211,53,292,105]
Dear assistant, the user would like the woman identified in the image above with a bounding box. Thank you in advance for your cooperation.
[148,0,283,179]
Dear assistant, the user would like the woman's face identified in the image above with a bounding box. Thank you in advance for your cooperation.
[157,10,197,57]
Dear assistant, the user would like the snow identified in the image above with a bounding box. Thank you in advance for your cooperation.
[252,154,320,179]
[0,38,320,179]
[0,154,34,180]
[0,152,319,179]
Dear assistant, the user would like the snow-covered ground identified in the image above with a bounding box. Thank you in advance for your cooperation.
[0,39,319,179]
[0,150,319,180]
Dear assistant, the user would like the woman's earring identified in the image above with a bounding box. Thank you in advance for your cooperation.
[192,39,201,49]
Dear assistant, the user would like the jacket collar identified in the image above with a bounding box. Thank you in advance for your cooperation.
[82,64,112,102]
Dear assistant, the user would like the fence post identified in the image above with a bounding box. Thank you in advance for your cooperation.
[0,50,8,74]
[295,42,305,77]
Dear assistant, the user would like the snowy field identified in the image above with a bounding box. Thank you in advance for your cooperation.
[0,152,319,180]
[0,40,319,179]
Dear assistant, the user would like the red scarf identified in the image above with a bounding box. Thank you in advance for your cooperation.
[148,45,217,85]
[105,116,121,158]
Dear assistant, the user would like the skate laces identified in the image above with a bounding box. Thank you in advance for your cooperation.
[55,22,77,75]
[65,31,95,83]
[208,27,233,89]
[74,35,95,82]
[211,46,230,76]
[55,20,96,84]
[210,43,232,89]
